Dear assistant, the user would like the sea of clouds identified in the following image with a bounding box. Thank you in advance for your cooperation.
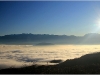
[0,45,100,69]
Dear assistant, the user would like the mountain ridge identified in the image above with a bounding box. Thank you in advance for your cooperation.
[0,33,100,45]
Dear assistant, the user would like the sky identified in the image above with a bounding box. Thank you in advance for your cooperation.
[1,1,100,36]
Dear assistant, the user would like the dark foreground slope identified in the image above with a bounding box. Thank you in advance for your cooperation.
[0,52,100,74]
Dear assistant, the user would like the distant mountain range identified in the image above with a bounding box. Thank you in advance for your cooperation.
[0,33,100,45]
[36,42,54,46]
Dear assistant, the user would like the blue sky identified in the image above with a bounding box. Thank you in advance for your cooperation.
[0,1,100,36]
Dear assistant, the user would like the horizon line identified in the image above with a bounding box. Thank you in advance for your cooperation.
[0,32,100,37]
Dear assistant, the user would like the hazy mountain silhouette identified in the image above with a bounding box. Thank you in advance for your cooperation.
[0,33,100,45]
[36,42,54,46]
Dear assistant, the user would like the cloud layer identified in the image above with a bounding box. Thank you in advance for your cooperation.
[0,45,100,69]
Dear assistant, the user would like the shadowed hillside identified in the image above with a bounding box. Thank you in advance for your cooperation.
[0,52,100,74]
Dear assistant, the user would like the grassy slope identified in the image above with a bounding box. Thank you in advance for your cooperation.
[0,52,100,74]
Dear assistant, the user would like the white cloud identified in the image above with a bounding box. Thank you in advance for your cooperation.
[0,45,100,69]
